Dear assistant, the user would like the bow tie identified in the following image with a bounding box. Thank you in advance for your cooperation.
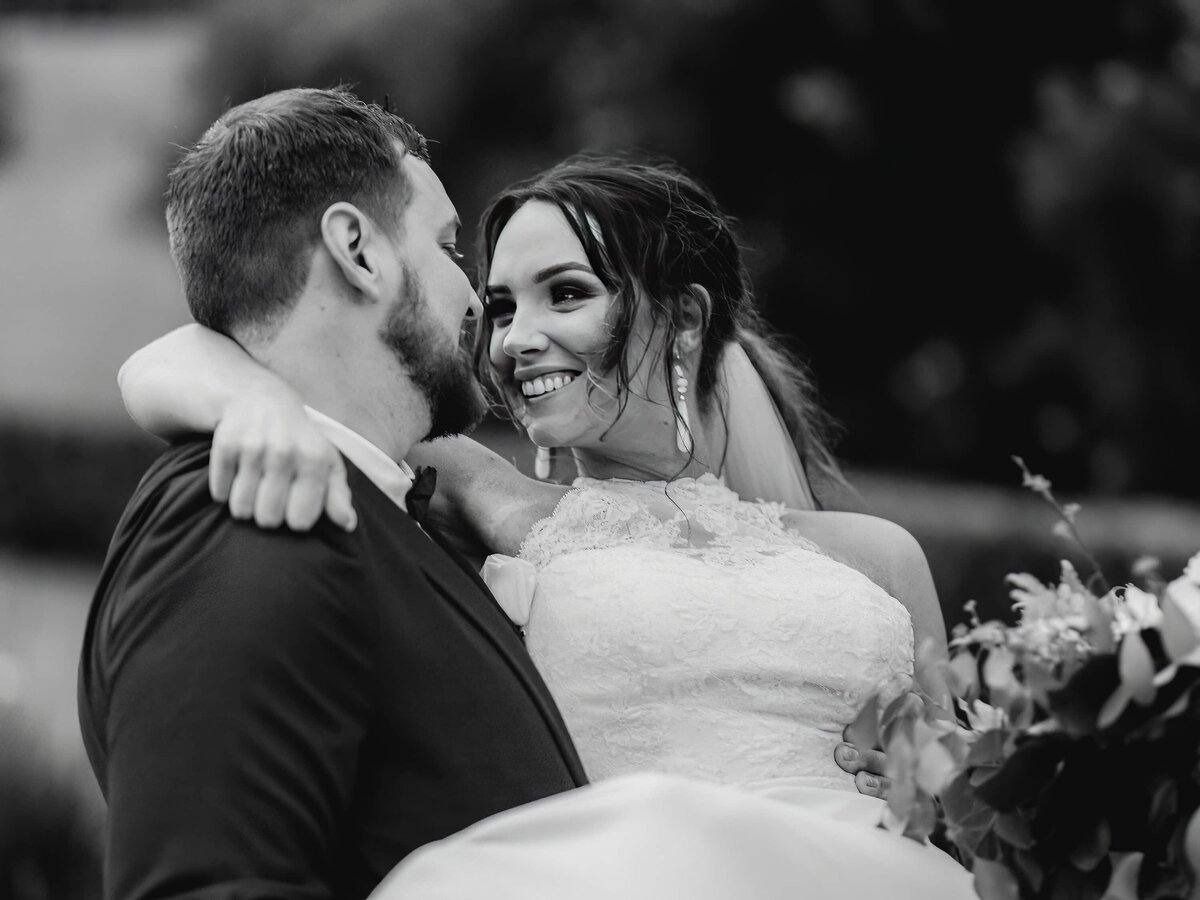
[404,465,438,524]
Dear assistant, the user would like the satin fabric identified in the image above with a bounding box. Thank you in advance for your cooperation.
[369,773,975,899]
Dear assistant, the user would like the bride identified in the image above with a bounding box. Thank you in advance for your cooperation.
[121,157,975,898]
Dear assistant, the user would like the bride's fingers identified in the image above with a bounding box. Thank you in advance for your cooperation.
[227,443,265,521]
[283,452,334,532]
[209,433,241,503]
[323,457,357,532]
[253,453,295,529]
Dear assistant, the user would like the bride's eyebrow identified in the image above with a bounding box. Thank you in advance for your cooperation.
[486,262,596,295]
[533,262,595,283]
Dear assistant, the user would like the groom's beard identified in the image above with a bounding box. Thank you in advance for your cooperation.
[378,274,487,442]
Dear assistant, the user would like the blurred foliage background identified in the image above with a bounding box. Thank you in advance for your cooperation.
[1,0,1198,896]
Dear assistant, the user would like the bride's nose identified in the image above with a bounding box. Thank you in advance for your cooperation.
[502,306,550,358]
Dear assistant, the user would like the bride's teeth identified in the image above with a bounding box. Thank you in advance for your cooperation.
[520,372,577,398]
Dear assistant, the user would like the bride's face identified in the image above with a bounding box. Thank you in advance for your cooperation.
[484,201,676,455]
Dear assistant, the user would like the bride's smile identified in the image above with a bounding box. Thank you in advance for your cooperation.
[517,368,581,398]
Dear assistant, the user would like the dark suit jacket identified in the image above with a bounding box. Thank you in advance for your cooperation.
[79,440,587,899]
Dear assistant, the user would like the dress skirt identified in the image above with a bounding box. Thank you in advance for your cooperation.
[369,772,976,899]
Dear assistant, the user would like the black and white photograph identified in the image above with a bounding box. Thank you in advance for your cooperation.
[2,1,1199,898]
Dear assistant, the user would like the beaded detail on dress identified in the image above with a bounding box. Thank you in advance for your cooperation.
[517,474,915,792]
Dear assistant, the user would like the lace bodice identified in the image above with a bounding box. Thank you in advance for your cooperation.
[501,475,914,793]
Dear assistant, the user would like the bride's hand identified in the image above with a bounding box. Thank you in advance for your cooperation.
[211,388,356,533]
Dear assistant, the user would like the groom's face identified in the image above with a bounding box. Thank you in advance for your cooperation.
[378,155,487,439]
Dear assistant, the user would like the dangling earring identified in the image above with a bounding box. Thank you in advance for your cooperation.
[673,348,693,455]
[535,445,553,480]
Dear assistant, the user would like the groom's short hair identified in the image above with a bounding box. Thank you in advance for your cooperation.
[166,86,429,338]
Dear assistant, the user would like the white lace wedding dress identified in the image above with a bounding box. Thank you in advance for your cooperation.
[371,475,975,899]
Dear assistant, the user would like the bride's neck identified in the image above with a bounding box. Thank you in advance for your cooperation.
[568,406,728,483]
[570,449,712,482]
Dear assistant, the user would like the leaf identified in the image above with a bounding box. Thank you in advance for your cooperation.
[1104,852,1143,900]
[880,691,923,732]
[939,771,981,822]
[1068,816,1111,872]
[972,737,1066,812]
[1099,682,1135,730]
[973,856,1021,900]
[1161,585,1200,662]
[966,728,1010,768]
[845,692,880,751]
[1050,861,1113,900]
[902,794,940,843]
[1082,592,1116,654]
[1010,848,1044,892]
[994,812,1034,850]
[1118,631,1156,706]
[1185,807,1200,898]
[1047,654,1120,736]
[915,736,958,795]
[971,766,1000,788]
[983,646,1018,694]
[1021,657,1062,706]
[946,652,979,699]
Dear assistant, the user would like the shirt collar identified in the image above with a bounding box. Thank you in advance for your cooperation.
[303,406,413,512]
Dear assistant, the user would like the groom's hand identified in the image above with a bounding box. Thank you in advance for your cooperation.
[210,392,356,532]
[835,726,890,799]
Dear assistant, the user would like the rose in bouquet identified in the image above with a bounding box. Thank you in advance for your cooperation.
[856,460,1200,900]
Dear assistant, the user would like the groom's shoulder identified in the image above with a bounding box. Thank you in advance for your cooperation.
[104,438,217,544]
[131,438,212,505]
[107,438,362,582]
[91,439,374,658]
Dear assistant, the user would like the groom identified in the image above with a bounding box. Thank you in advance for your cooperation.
[80,87,889,899]
[79,87,588,899]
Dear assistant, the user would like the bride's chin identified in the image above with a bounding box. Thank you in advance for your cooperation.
[524,423,572,450]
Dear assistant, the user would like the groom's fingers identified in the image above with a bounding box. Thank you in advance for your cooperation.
[834,742,888,777]
[855,771,891,800]
[835,741,891,797]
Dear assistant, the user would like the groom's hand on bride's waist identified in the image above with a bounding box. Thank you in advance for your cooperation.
[835,727,889,799]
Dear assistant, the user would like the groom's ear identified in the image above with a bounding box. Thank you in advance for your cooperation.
[675,284,712,355]
[320,202,389,302]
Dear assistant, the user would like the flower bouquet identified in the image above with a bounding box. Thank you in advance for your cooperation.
[855,459,1200,900]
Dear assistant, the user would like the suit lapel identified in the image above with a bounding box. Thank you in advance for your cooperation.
[417,521,587,785]
[349,465,588,785]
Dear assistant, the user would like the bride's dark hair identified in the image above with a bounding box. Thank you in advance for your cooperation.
[473,154,852,508]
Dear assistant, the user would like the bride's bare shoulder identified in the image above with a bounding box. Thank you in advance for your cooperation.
[780,509,929,597]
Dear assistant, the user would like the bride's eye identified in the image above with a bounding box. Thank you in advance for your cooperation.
[551,283,592,305]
